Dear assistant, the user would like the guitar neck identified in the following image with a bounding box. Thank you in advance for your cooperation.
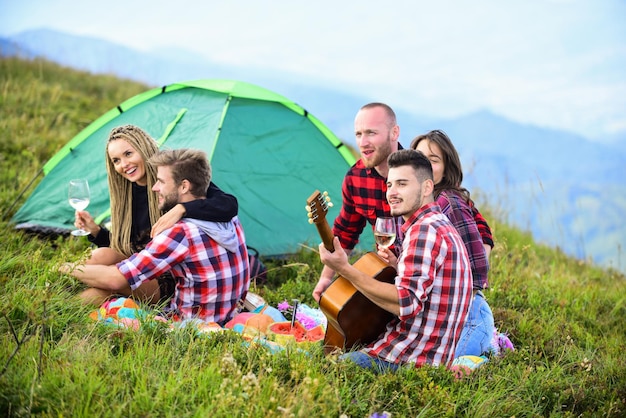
[307,190,336,253]
[315,219,335,252]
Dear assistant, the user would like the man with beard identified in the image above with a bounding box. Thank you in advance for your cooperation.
[313,102,401,301]
[60,149,250,325]
[312,103,493,302]
[318,149,472,371]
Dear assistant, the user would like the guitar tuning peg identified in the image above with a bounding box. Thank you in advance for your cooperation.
[322,191,328,197]
[305,205,311,212]
[308,218,314,224]
[327,202,334,208]
[307,212,312,218]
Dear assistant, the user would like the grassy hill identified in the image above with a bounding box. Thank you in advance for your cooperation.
[1,57,625,417]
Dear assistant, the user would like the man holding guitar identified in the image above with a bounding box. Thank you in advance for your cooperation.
[318,149,473,371]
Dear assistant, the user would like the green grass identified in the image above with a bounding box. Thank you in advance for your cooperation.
[1,56,625,417]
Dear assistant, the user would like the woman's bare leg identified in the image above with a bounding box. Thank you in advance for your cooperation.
[79,280,161,306]
[79,287,117,306]
[85,247,126,265]
[79,247,161,305]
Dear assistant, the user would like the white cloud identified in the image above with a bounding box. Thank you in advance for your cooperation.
[1,0,625,140]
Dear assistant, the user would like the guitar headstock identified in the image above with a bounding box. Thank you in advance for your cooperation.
[306,190,333,225]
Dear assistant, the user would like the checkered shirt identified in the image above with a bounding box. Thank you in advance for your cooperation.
[333,159,396,251]
[437,190,490,289]
[117,217,249,324]
[364,202,473,368]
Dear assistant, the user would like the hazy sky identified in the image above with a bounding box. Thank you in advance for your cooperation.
[2,0,625,142]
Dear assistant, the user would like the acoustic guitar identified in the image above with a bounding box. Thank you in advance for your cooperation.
[306,190,396,354]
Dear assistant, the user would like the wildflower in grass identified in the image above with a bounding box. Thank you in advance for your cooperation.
[219,377,232,391]
[220,352,239,376]
[277,300,291,312]
[580,357,592,371]
[369,412,391,418]
[241,371,259,394]
[277,406,292,415]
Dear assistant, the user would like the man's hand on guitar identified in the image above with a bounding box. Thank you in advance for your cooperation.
[312,273,333,303]
[319,237,349,273]
[377,246,398,269]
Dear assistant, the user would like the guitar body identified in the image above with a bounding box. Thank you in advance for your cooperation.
[306,190,397,355]
[319,252,396,354]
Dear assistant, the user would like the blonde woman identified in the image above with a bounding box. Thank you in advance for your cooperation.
[74,125,238,306]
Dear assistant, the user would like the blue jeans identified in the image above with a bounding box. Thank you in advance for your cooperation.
[340,350,401,373]
[454,291,496,358]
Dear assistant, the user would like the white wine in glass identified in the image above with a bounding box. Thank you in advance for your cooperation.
[374,217,397,249]
[68,179,90,236]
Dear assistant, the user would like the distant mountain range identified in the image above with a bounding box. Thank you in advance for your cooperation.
[2,28,625,273]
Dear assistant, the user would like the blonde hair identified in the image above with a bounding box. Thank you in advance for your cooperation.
[105,125,161,257]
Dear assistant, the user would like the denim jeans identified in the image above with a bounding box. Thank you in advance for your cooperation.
[454,291,496,358]
[340,350,401,373]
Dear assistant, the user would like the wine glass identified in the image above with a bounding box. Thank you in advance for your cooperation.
[68,179,90,236]
[374,217,397,249]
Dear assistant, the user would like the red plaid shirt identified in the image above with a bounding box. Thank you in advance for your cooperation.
[364,202,473,367]
[437,190,489,289]
[117,217,249,324]
[333,157,493,251]
[333,159,394,251]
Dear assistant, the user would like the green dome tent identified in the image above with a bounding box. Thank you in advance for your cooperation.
[11,79,363,256]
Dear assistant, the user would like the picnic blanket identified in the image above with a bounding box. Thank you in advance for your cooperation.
[89,297,513,369]
[89,297,326,352]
